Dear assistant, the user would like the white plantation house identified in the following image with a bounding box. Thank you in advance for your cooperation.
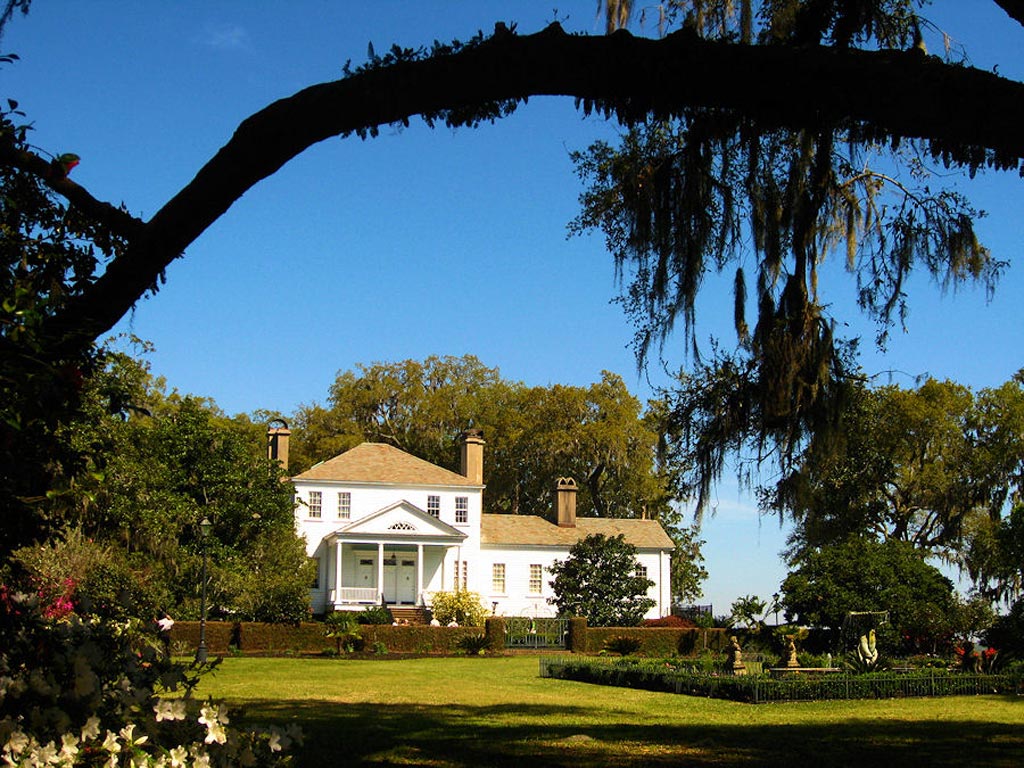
[270,426,674,619]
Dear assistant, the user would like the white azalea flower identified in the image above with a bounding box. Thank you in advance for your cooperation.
[153,699,186,723]
[168,746,189,767]
[4,730,29,756]
[81,717,101,742]
[101,730,121,754]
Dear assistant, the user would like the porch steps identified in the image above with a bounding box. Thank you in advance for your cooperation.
[388,606,430,626]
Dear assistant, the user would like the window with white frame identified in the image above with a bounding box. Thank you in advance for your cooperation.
[528,564,544,594]
[636,564,648,580]
[308,491,322,518]
[455,496,468,523]
[492,563,506,593]
[427,495,440,517]
[454,560,468,590]
[337,491,351,519]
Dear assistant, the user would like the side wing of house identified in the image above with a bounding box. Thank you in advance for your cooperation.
[480,513,674,620]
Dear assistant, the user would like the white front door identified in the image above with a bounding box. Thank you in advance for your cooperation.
[397,558,416,604]
[382,554,417,604]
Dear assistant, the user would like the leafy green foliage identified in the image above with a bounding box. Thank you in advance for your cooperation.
[548,533,655,627]
[9,357,314,623]
[430,589,488,627]
[781,537,956,655]
[355,605,393,625]
[0,101,134,556]
[456,633,490,656]
[769,376,1024,566]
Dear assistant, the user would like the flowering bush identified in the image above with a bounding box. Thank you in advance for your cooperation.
[0,588,298,766]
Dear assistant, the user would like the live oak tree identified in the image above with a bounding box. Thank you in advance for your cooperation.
[4,1,1024,550]
[765,375,1024,566]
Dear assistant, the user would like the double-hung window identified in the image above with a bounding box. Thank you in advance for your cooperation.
[337,491,351,519]
[455,496,469,524]
[308,491,322,519]
[528,564,544,594]
[427,495,440,518]
[492,563,506,594]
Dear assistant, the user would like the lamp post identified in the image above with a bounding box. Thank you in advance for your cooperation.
[772,592,780,627]
[197,517,212,663]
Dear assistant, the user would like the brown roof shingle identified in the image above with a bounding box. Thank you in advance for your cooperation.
[292,443,477,487]
[481,513,674,550]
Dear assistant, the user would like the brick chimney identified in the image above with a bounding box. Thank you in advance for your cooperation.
[267,419,291,472]
[460,429,485,484]
[556,477,577,528]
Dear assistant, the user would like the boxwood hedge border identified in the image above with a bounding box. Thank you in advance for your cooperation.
[538,657,1023,703]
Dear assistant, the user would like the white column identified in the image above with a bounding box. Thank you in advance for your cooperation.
[416,543,424,605]
[334,540,343,608]
[377,542,385,603]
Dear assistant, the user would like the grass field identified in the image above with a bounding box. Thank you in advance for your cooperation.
[194,656,1023,767]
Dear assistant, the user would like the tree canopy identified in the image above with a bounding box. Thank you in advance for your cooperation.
[780,536,956,653]
[547,532,656,625]
[8,352,314,622]
[764,375,1024,564]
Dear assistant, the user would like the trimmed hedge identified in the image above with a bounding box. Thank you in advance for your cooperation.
[167,618,731,658]
[539,657,1024,703]
[169,621,492,655]
[360,625,484,654]
[585,626,728,656]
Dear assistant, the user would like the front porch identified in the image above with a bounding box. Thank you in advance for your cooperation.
[315,499,469,614]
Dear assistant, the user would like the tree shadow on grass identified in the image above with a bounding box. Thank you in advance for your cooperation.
[233,698,1024,767]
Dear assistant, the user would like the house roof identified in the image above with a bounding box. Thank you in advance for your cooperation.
[480,513,674,550]
[292,442,478,487]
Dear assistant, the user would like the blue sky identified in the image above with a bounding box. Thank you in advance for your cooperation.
[5,1,1023,614]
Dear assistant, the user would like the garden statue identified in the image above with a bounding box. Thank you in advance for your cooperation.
[784,635,800,668]
[726,635,747,675]
[857,629,879,668]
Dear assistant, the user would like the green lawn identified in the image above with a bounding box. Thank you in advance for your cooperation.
[195,656,1023,767]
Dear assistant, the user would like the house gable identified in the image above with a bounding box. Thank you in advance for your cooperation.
[331,500,467,544]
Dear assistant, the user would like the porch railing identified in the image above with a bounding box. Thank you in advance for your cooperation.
[334,587,379,604]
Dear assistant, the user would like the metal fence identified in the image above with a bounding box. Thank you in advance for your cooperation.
[538,657,1018,704]
[505,617,568,649]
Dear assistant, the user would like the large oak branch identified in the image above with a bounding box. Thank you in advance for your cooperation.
[46,23,1024,351]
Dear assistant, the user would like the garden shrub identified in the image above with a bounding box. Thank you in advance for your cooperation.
[484,617,505,651]
[324,612,363,653]
[567,617,588,653]
[642,615,696,628]
[0,588,297,766]
[430,590,488,627]
[356,605,393,625]
[456,634,490,656]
